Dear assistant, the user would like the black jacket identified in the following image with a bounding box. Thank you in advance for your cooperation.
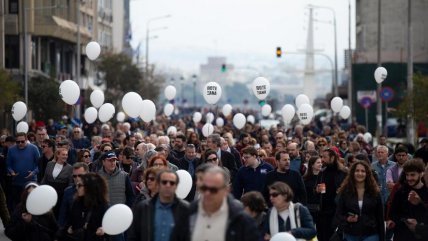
[220,150,238,180]
[128,194,189,241]
[171,195,261,241]
[5,206,58,241]
[333,191,385,241]
[264,169,307,206]
[316,164,347,215]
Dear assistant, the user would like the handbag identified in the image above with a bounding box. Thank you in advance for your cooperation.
[306,203,321,213]
[329,228,345,241]
[62,211,92,241]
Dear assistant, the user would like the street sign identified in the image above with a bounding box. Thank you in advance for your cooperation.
[380,86,394,102]
[359,96,373,109]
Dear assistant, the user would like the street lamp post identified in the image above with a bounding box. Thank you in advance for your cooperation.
[406,0,415,145]
[145,14,171,79]
[309,5,338,97]
[192,74,197,108]
[348,0,353,121]
[376,0,383,140]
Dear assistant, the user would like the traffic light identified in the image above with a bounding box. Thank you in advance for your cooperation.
[221,64,226,72]
[276,47,282,58]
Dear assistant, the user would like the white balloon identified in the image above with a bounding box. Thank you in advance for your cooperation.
[90,90,105,108]
[85,41,101,61]
[26,185,58,215]
[167,126,177,135]
[202,82,222,104]
[295,94,310,108]
[216,117,224,127]
[202,123,214,137]
[164,103,174,116]
[251,77,271,100]
[59,80,80,105]
[261,104,272,117]
[233,113,246,129]
[193,112,202,123]
[98,103,115,123]
[16,121,29,133]
[122,92,143,118]
[374,67,388,84]
[270,232,296,241]
[176,170,192,199]
[222,104,233,116]
[11,101,27,121]
[102,204,133,235]
[84,107,98,124]
[140,100,156,123]
[297,103,314,125]
[363,132,373,143]
[206,112,215,123]
[330,97,344,113]
[247,115,255,124]
[339,105,351,119]
[281,104,295,124]
[164,85,177,100]
[116,111,126,122]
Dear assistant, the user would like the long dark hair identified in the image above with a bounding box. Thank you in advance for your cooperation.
[303,156,321,181]
[79,173,109,208]
[338,161,379,197]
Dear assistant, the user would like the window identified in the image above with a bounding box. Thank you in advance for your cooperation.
[5,35,20,68]
[9,0,19,14]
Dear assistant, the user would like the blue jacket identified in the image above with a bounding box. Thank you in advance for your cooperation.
[233,160,273,199]
[57,185,76,228]
[371,160,395,203]
[6,143,40,186]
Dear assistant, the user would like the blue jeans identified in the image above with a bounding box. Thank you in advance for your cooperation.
[344,233,379,241]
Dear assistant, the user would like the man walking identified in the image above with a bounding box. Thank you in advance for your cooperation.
[128,170,189,241]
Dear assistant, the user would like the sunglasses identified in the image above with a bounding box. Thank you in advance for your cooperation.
[16,140,26,144]
[76,183,85,188]
[146,177,155,182]
[73,174,83,178]
[269,192,280,198]
[83,155,90,158]
[161,180,177,186]
[200,185,224,194]
[206,157,218,162]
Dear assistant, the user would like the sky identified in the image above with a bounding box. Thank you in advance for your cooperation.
[130,0,355,75]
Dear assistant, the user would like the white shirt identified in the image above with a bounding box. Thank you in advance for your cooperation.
[192,197,228,241]
[52,162,63,179]
[279,209,290,223]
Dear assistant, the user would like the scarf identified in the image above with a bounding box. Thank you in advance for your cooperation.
[269,201,296,236]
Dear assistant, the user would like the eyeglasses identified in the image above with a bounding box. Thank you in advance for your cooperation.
[41,145,47,148]
[269,192,280,198]
[161,180,177,186]
[16,140,26,144]
[73,174,83,178]
[318,143,326,147]
[242,155,252,160]
[206,157,218,162]
[76,183,85,188]
[200,185,224,194]
[146,177,155,182]
[83,155,90,158]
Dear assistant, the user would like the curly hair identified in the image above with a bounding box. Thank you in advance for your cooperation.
[79,173,109,208]
[338,161,379,197]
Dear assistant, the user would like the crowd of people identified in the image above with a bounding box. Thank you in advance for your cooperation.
[0,113,428,241]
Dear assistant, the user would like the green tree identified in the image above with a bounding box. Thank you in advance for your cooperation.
[28,76,64,121]
[396,73,428,125]
[98,53,164,105]
[0,68,20,110]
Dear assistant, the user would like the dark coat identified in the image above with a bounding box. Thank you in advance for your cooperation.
[63,198,109,241]
[333,191,385,241]
[220,150,238,180]
[229,147,242,169]
[5,205,58,241]
[171,195,261,241]
[127,194,189,241]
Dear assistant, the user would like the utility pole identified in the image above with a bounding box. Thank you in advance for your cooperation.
[376,0,382,140]
[76,1,81,119]
[348,0,353,122]
[406,0,415,146]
